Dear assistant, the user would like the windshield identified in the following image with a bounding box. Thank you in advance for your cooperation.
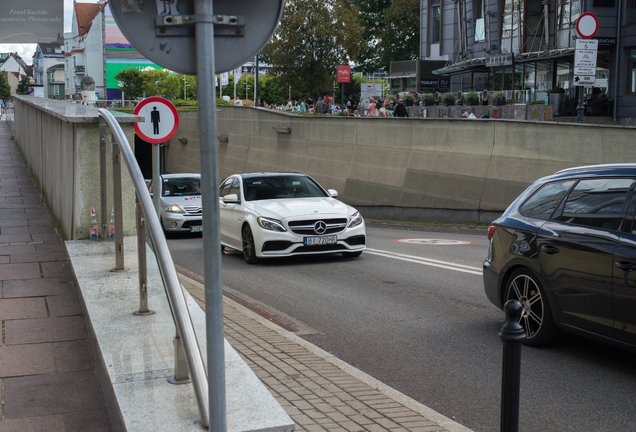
[162,176,201,197]
[243,175,328,201]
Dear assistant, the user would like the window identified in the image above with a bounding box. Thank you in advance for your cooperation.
[500,1,522,54]
[474,0,485,41]
[430,3,441,44]
[629,49,636,94]
[558,178,633,230]
[556,0,579,48]
[520,180,575,219]
[628,0,636,24]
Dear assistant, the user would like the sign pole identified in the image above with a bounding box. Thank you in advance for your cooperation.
[152,145,161,217]
[194,1,226,431]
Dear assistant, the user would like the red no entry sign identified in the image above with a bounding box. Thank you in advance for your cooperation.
[576,12,599,39]
[133,97,180,144]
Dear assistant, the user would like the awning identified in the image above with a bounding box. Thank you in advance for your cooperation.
[432,57,487,75]
[384,74,417,79]
[514,48,575,62]
[433,48,575,75]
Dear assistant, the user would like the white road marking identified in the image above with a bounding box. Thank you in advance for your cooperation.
[365,248,483,275]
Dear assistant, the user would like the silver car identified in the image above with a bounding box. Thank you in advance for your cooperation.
[150,173,203,233]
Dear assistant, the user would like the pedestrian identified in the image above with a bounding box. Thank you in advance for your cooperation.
[395,98,408,117]
[384,98,394,117]
[285,98,293,111]
[378,100,387,117]
[299,98,306,112]
[366,97,377,117]
[317,97,328,114]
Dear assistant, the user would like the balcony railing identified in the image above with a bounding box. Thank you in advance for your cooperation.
[75,65,85,73]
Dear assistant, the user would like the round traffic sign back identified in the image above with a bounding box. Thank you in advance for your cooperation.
[133,97,180,144]
[576,12,599,39]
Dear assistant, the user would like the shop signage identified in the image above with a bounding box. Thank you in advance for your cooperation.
[420,79,438,88]
[337,65,351,83]
[596,37,616,46]
[486,54,513,67]
[439,79,451,88]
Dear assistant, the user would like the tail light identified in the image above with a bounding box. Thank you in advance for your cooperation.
[487,225,496,241]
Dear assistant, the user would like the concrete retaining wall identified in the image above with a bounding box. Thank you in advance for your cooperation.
[13,97,140,239]
[164,107,636,223]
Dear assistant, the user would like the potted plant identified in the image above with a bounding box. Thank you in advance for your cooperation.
[441,92,456,106]
[549,86,565,116]
[465,91,479,106]
[420,93,436,106]
[492,91,506,106]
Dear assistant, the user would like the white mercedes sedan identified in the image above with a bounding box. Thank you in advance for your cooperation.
[219,172,366,264]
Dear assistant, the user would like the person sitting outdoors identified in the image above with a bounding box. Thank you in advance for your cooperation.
[188,180,201,194]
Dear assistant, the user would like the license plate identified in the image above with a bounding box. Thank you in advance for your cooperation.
[190,225,202,233]
[304,235,337,245]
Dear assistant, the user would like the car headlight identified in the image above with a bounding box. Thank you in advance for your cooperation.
[348,211,363,228]
[257,216,287,232]
[164,204,185,214]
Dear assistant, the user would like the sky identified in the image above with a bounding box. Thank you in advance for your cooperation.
[0,0,98,65]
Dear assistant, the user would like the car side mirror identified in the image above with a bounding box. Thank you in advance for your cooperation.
[328,189,338,197]
[222,193,240,203]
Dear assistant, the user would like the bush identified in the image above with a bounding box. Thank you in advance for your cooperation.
[441,92,456,105]
[492,91,506,105]
[420,93,435,105]
[549,86,565,94]
[464,92,479,105]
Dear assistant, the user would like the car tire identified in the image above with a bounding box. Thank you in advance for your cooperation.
[242,225,259,264]
[342,251,362,258]
[504,269,557,347]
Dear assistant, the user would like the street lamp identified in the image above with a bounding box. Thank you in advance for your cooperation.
[289,86,291,100]
[183,75,190,99]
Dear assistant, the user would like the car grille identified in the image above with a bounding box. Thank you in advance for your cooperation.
[183,205,202,215]
[287,218,348,235]
[294,244,347,253]
[182,220,202,229]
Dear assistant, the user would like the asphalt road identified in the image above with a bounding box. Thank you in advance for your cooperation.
[166,226,636,432]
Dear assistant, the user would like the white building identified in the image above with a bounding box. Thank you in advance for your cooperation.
[64,1,106,100]
[33,41,65,98]
[0,53,32,96]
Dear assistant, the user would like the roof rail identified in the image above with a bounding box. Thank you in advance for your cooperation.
[555,163,636,175]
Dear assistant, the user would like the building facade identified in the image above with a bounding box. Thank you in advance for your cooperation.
[33,41,64,98]
[0,53,32,96]
[421,0,636,117]
[64,1,107,100]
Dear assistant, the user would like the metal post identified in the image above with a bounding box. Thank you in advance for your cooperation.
[111,133,127,272]
[168,329,192,384]
[499,299,526,432]
[576,86,585,123]
[152,144,161,219]
[134,196,154,316]
[194,0,226,430]
[99,119,108,240]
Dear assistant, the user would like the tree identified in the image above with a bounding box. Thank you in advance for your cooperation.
[0,74,11,100]
[262,0,364,100]
[351,0,391,73]
[114,68,145,99]
[352,0,419,72]
[377,0,420,68]
[16,75,30,95]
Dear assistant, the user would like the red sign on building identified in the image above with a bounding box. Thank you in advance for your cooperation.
[337,65,351,83]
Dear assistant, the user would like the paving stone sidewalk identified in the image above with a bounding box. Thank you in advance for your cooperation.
[0,122,111,431]
[180,272,470,432]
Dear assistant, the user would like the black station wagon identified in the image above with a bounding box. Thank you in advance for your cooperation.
[483,164,636,351]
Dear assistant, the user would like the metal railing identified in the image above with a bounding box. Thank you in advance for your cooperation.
[97,108,209,428]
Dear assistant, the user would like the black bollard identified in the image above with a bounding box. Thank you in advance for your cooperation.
[499,299,526,432]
